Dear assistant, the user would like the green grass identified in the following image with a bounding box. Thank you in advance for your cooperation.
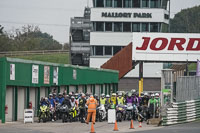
[189,63,197,71]
[14,53,69,64]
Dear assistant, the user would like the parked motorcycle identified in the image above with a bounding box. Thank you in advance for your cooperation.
[69,106,78,122]
[60,104,70,123]
[116,104,125,122]
[125,103,133,120]
[38,105,48,123]
[98,105,107,122]
[49,104,56,121]
[55,103,62,120]
[135,105,144,122]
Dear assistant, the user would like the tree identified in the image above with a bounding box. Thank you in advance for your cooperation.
[170,5,200,33]
[63,43,70,50]
[0,25,4,34]
[11,25,62,51]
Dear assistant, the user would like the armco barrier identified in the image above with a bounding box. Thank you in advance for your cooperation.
[162,99,200,126]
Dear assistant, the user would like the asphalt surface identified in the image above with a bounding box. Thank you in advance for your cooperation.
[0,120,200,133]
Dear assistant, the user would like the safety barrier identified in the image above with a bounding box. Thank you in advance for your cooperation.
[162,99,200,126]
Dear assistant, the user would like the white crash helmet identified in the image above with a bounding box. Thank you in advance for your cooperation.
[144,92,148,96]
[101,93,105,97]
[151,94,155,97]
[155,93,159,97]
[106,94,110,98]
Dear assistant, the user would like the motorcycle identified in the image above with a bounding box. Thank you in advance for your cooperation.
[125,103,134,120]
[116,104,125,122]
[135,105,144,122]
[69,106,78,122]
[38,105,48,123]
[98,105,107,122]
[60,104,70,123]
[55,103,62,120]
[49,104,56,121]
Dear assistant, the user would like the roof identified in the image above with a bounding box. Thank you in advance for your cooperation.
[5,57,118,74]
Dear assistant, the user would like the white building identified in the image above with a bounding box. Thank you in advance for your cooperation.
[89,0,170,91]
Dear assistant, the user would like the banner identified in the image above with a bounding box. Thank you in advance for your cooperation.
[32,65,39,84]
[196,60,200,76]
[73,69,77,80]
[10,64,15,80]
[44,66,50,84]
[53,67,58,85]
[132,33,200,62]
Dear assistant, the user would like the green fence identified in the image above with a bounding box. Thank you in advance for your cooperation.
[162,99,200,126]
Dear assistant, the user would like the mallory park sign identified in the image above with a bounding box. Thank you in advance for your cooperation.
[102,12,152,18]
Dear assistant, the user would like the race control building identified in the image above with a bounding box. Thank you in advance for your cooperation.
[89,0,170,92]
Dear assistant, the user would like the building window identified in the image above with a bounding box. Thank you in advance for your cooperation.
[95,46,103,55]
[96,22,104,31]
[150,0,160,8]
[124,0,132,8]
[133,0,140,7]
[132,23,140,32]
[105,46,112,55]
[96,0,104,7]
[142,0,149,8]
[150,23,160,32]
[123,22,131,32]
[113,46,121,55]
[142,23,149,32]
[114,0,122,7]
[106,0,113,7]
[114,22,122,32]
[105,22,112,31]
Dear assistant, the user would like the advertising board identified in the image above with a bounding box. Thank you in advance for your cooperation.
[133,33,200,62]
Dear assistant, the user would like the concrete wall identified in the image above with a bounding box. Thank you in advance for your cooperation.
[60,86,66,94]
[69,86,76,93]
[95,84,100,97]
[78,85,83,93]
[6,86,13,122]
[40,87,46,99]
[87,85,92,94]
[17,87,25,120]
[30,87,36,115]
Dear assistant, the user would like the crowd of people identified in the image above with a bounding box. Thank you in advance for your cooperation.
[38,90,161,123]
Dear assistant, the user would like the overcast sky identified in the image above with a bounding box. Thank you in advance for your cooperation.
[0,0,200,44]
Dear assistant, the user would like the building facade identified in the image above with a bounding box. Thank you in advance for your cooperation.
[90,0,170,91]
[70,7,92,66]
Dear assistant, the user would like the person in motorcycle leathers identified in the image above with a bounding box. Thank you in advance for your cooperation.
[75,93,79,105]
[40,97,48,106]
[69,92,72,99]
[79,93,86,123]
[61,95,71,108]
[100,94,106,106]
[48,94,55,108]
[58,93,64,104]
[109,93,117,109]
[48,94,56,121]
[141,92,149,120]
[148,94,157,118]
[126,92,135,120]
[94,94,100,106]
[154,93,160,118]
[117,92,125,105]
[70,96,76,108]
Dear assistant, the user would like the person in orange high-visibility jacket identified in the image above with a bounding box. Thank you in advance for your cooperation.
[85,95,98,124]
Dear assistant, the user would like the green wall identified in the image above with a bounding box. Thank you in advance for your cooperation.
[0,57,118,123]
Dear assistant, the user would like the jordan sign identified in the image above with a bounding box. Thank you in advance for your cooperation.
[132,33,200,62]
